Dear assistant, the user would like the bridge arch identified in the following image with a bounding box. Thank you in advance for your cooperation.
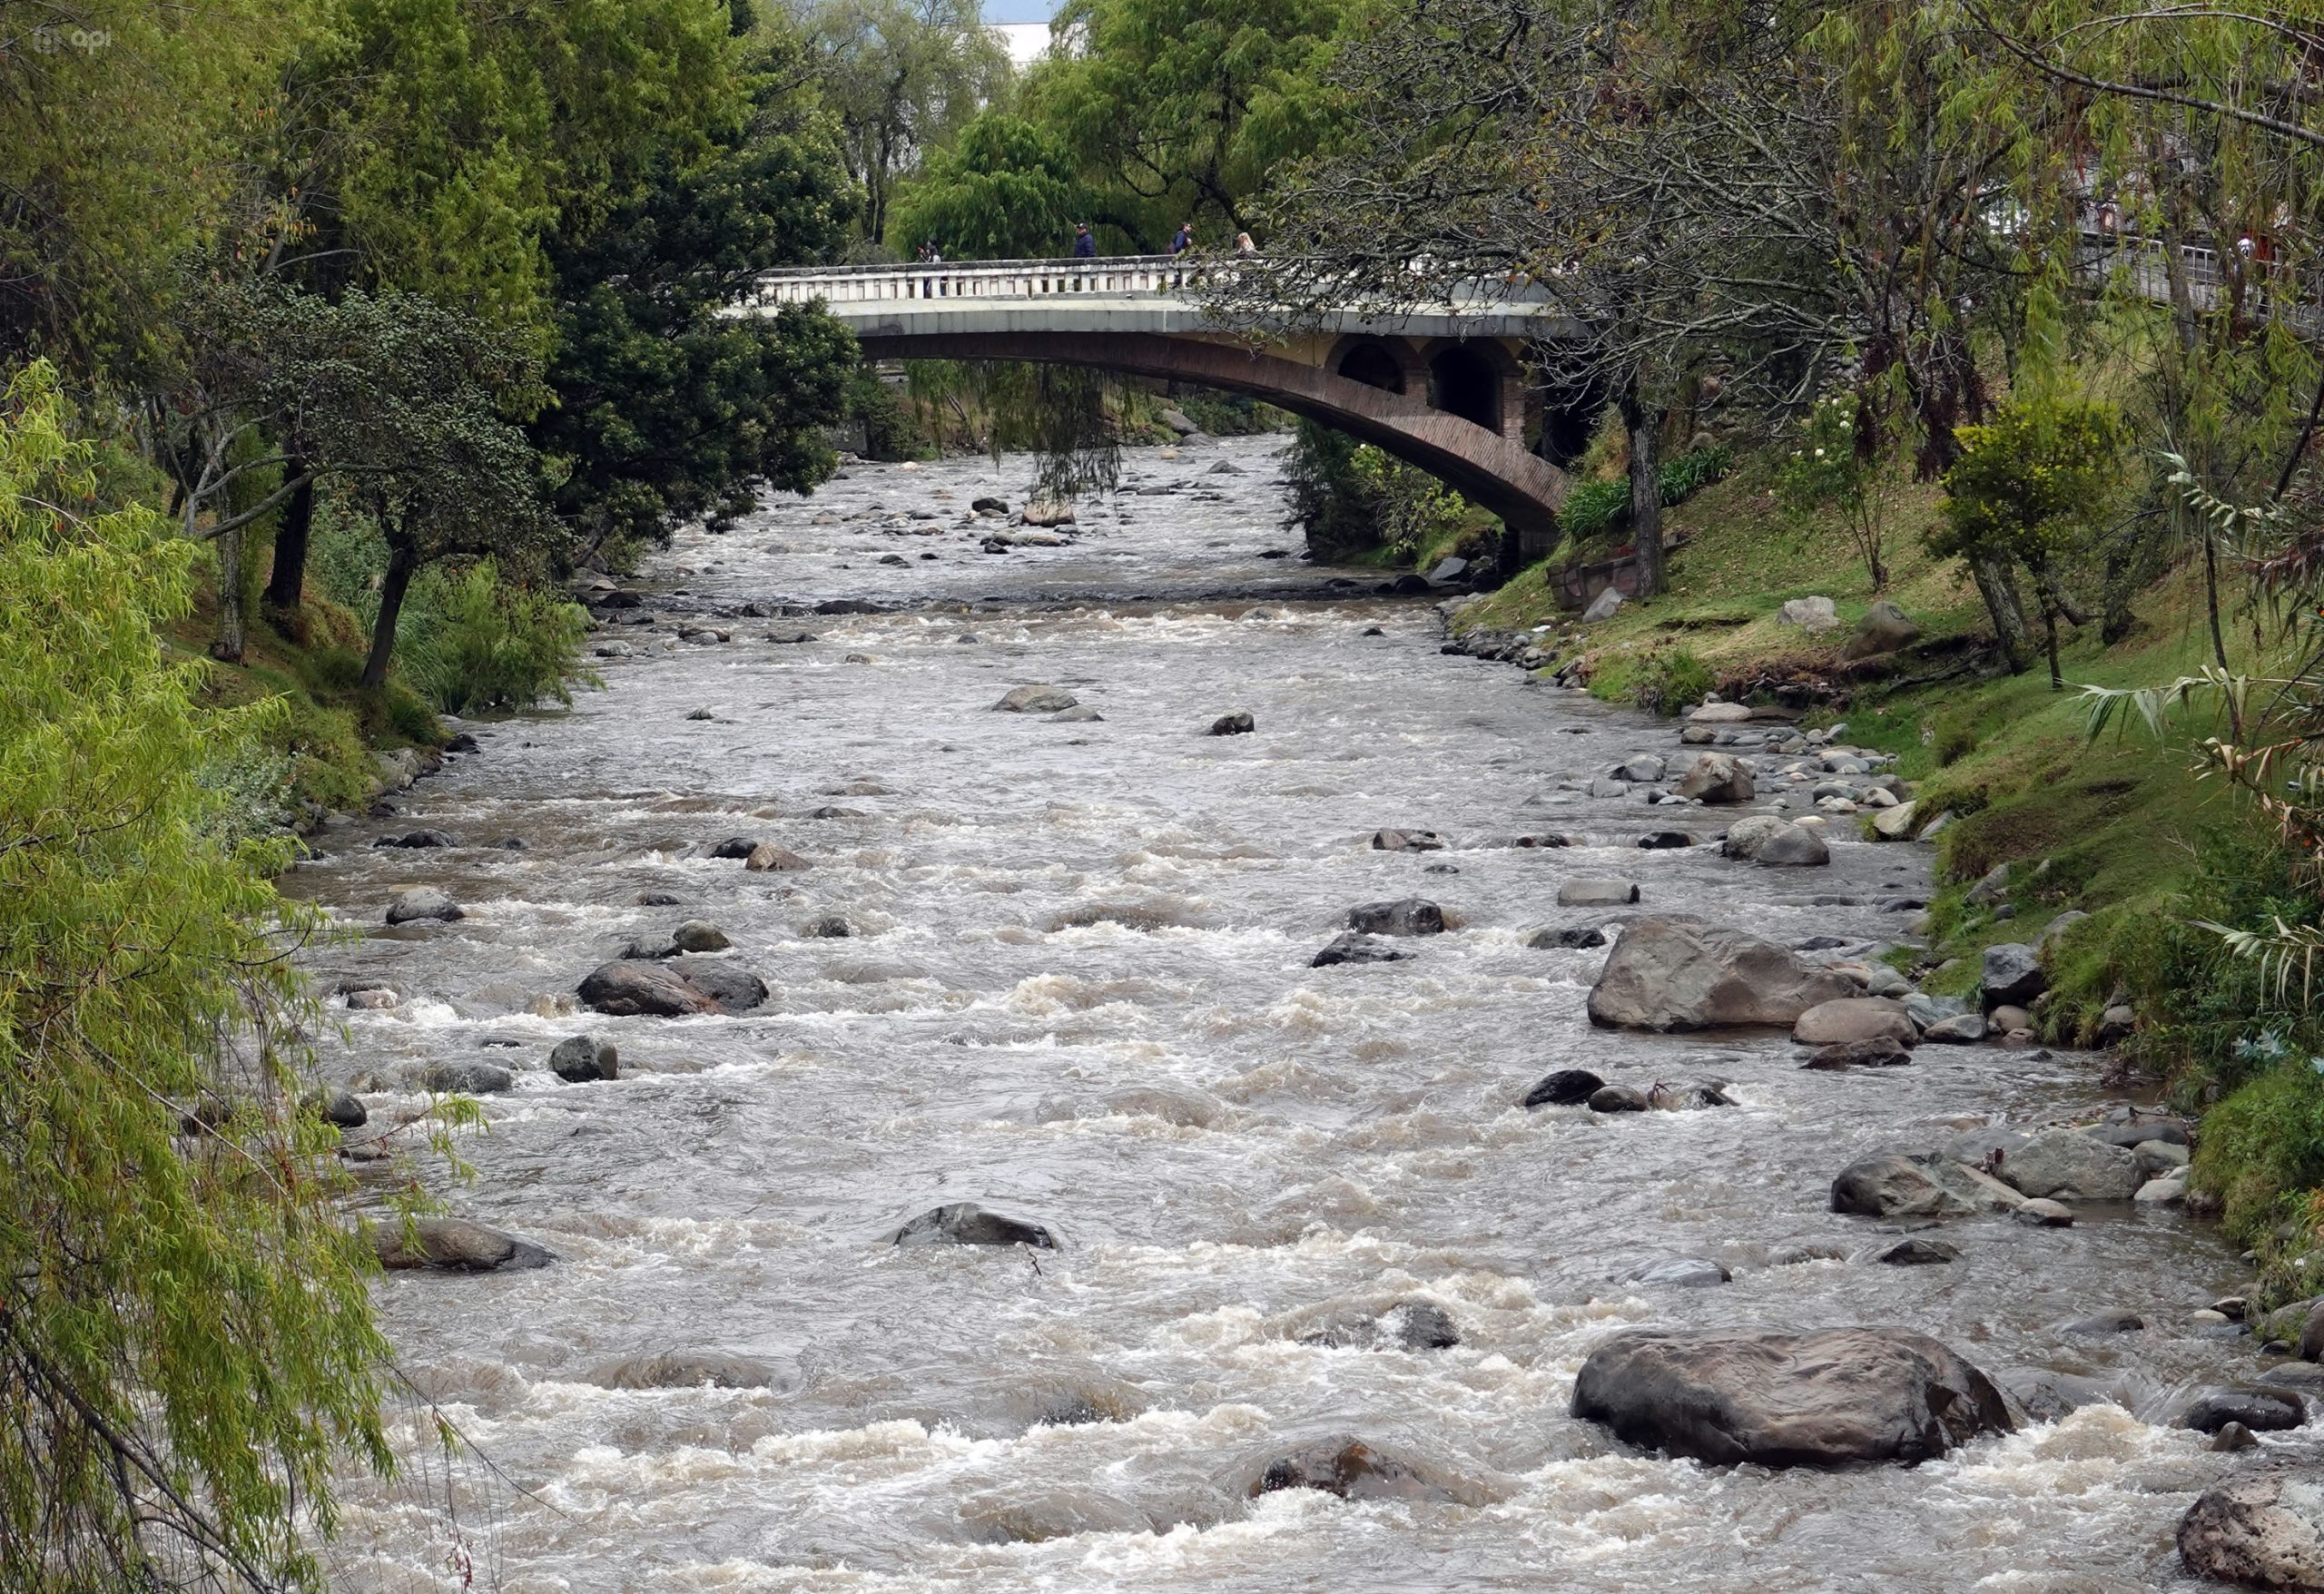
[852,328,1568,556]
[744,257,1579,563]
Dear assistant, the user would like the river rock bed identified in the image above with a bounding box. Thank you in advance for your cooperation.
[299,435,2299,1591]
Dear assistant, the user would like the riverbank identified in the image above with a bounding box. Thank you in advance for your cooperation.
[1445,445,2314,1278]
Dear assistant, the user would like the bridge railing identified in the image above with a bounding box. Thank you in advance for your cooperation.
[747,255,1562,312]
[751,255,1206,308]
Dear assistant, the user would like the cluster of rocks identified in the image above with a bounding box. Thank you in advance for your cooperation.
[1830,1115,2190,1223]
[1521,1067,1733,1115]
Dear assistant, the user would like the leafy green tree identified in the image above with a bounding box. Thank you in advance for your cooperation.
[1937,397,2125,689]
[0,359,389,1591]
[799,0,1010,249]
[889,113,1082,259]
[1027,0,1352,248]
[533,35,861,554]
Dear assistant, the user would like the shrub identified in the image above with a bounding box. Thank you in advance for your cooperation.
[1658,443,1733,504]
[1630,648,1715,716]
[394,558,598,716]
[1560,477,1630,543]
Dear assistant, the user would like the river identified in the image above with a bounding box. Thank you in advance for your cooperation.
[305,434,2265,1592]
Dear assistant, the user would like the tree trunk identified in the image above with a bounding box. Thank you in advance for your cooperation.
[1621,386,1663,598]
[2042,604,2063,691]
[360,543,418,691]
[1968,555,2033,673]
[263,459,313,614]
[211,526,246,664]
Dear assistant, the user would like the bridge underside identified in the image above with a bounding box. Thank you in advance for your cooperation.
[855,330,1569,561]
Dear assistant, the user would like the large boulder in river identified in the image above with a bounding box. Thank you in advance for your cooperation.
[893,1202,1056,1249]
[1992,1128,2142,1201]
[993,684,1078,713]
[547,1034,618,1082]
[370,1216,552,1273]
[1570,1326,2011,1466]
[1675,753,1754,803]
[1344,898,1444,937]
[1524,1068,1604,1107]
[1792,997,1915,1047]
[386,887,462,925]
[576,959,765,1016]
[1831,1151,2025,1218]
[1722,815,1829,866]
[2180,1471,2324,1589]
[1587,917,1856,1031]
[1313,932,1408,967]
[419,1059,513,1095]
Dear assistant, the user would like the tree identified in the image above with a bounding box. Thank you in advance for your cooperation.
[1937,396,2125,689]
[1027,0,1352,248]
[889,113,1082,259]
[533,32,862,554]
[1777,391,1905,592]
[0,360,390,1590]
[801,0,1010,249]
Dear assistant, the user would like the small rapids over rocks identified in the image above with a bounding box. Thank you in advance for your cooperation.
[299,437,2289,1591]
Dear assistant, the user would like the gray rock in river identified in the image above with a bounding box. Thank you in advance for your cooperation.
[1344,898,1444,936]
[1207,712,1256,735]
[1571,1326,2011,1466]
[1588,1084,1649,1113]
[892,1202,1056,1249]
[1877,1237,1960,1265]
[1250,1437,1460,1503]
[1830,1151,2025,1218]
[2183,1387,2306,1434]
[385,887,462,925]
[1299,1301,1460,1352]
[370,1216,553,1273]
[1559,878,1640,907]
[1803,1037,1914,1069]
[743,842,811,872]
[1920,1012,1989,1043]
[2179,1471,2324,1588]
[1523,1068,1603,1107]
[1371,828,1444,851]
[671,920,730,953]
[1992,1129,2141,1201]
[577,959,765,1017]
[1529,924,1607,950]
[1675,752,1755,803]
[311,1087,367,1128]
[1793,997,1916,1048]
[420,1059,514,1095]
[586,1351,783,1390]
[1722,814,1830,866]
[1587,916,1857,1031]
[1981,941,2048,1008]
[1313,931,1408,968]
[1619,1257,1731,1288]
[993,684,1078,713]
[709,837,759,859]
[547,1034,618,1083]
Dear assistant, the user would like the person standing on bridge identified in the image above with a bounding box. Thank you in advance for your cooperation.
[1171,221,1194,255]
[1072,222,1096,258]
[1235,231,1256,256]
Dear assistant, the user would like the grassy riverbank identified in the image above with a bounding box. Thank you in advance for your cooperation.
[1461,448,2324,1290]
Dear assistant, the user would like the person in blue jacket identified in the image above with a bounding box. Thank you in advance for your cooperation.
[1072,222,1096,258]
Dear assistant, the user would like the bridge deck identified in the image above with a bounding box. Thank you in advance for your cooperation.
[745,256,1572,341]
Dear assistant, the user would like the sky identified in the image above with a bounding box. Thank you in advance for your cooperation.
[987,8,1055,35]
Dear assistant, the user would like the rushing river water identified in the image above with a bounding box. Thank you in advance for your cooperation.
[304,435,2280,1592]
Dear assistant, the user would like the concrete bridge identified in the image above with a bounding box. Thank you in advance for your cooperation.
[745,256,1581,557]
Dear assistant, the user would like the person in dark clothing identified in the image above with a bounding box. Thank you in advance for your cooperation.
[1170,222,1195,255]
[1072,223,1096,258]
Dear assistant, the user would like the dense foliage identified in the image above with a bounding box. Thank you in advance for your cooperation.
[0,364,387,1590]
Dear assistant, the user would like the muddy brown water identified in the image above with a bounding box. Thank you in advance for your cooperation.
[304,437,2275,1592]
